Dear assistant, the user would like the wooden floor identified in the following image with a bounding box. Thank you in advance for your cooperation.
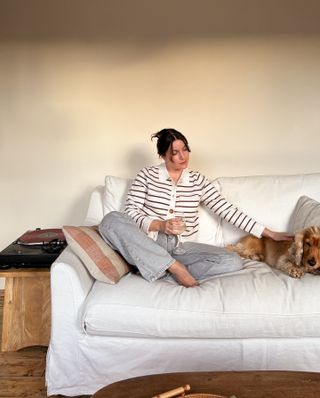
[0,291,90,398]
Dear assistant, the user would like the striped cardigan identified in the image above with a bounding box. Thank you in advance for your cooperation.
[124,163,264,240]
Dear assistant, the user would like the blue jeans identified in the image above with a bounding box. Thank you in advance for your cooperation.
[99,211,243,283]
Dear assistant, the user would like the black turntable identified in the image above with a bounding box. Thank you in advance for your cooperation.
[0,230,67,269]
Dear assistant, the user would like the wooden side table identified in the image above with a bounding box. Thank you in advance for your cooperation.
[0,268,51,352]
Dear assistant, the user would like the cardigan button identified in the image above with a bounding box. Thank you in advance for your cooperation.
[169,209,174,214]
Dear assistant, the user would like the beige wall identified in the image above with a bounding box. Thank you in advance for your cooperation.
[1,1,320,252]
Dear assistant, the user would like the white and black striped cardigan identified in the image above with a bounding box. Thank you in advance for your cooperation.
[125,163,264,240]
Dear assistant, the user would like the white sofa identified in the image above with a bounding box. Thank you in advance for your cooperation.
[46,173,320,396]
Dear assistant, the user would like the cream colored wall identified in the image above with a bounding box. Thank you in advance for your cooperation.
[1,1,320,254]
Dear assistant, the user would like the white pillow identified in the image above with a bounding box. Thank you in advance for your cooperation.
[216,173,320,245]
[103,176,132,215]
[289,196,320,233]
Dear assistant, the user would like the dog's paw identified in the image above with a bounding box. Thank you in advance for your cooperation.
[226,244,236,252]
[288,267,305,278]
[250,253,265,261]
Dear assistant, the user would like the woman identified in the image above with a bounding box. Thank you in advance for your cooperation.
[99,128,291,287]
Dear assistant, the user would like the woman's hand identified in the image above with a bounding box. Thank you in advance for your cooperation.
[149,219,182,235]
[262,228,293,241]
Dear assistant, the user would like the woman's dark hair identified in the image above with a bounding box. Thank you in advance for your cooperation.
[151,128,191,157]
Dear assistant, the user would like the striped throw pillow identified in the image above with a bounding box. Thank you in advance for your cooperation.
[63,225,130,284]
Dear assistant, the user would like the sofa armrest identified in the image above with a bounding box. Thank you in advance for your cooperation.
[46,248,94,391]
[83,185,104,226]
[50,247,94,336]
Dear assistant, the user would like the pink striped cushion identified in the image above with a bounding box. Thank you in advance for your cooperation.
[63,225,130,284]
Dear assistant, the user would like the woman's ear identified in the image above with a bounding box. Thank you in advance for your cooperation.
[289,231,304,266]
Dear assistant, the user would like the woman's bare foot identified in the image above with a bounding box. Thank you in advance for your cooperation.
[168,261,199,287]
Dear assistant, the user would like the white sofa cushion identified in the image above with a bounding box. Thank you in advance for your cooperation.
[82,262,320,339]
[103,175,132,214]
[215,173,320,245]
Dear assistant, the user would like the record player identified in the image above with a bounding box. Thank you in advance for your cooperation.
[0,228,67,269]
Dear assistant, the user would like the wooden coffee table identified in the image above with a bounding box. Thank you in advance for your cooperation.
[92,371,320,398]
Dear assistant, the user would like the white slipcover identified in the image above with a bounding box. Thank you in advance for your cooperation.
[46,173,320,396]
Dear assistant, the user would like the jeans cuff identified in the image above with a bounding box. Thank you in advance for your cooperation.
[149,258,176,282]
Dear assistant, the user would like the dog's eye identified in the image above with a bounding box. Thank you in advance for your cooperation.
[305,242,311,247]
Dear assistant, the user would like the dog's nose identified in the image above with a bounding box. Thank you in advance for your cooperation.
[308,258,316,266]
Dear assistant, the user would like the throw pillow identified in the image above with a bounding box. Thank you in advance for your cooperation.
[63,225,130,284]
[289,195,320,233]
[103,175,132,214]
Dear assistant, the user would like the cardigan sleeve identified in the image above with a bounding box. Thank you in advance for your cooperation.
[201,177,265,238]
[124,168,154,234]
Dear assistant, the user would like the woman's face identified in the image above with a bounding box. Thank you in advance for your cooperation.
[162,139,190,172]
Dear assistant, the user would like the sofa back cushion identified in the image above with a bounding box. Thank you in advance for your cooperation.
[103,175,132,214]
[216,173,320,245]
[87,173,320,246]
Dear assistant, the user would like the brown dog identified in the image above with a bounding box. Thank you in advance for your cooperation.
[227,226,320,278]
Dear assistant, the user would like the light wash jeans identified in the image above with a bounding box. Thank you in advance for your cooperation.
[99,211,243,283]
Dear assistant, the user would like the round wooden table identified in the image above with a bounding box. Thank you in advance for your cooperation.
[92,371,320,398]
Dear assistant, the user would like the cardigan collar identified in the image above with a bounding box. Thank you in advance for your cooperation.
[158,162,190,185]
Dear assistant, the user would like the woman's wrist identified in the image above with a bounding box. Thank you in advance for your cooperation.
[149,219,164,233]
[262,227,293,242]
[262,228,273,239]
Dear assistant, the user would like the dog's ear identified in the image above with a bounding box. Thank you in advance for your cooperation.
[288,231,305,266]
